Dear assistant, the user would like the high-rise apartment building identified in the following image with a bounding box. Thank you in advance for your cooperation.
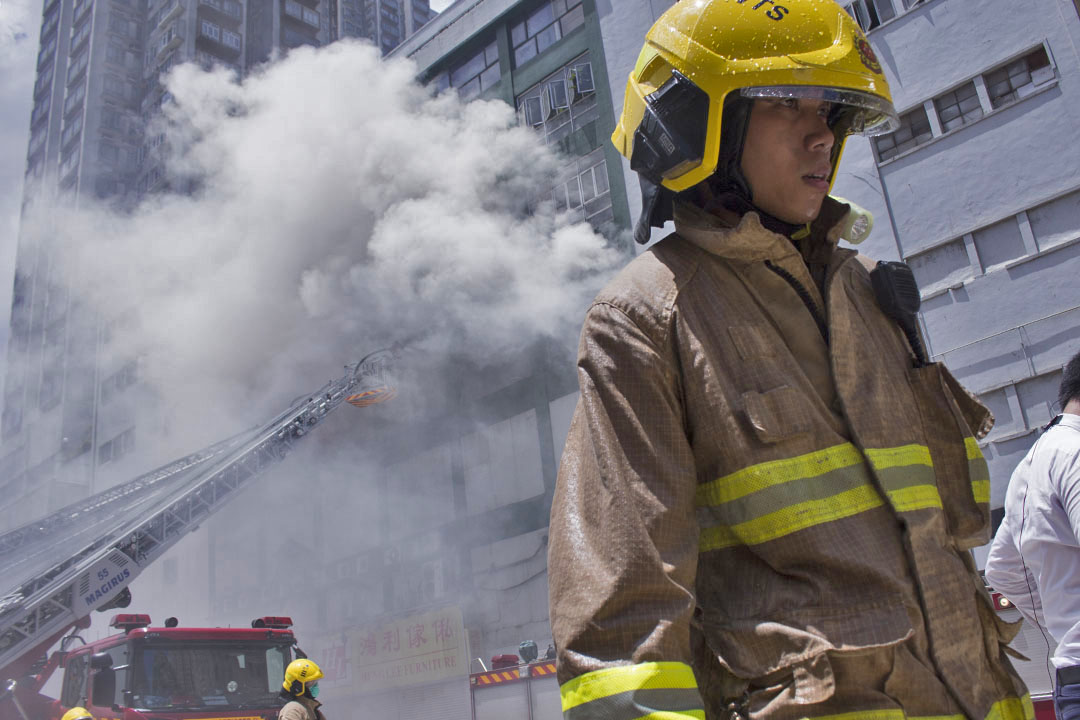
[335,0,436,56]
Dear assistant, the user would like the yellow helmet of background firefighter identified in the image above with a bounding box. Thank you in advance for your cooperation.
[283,658,324,696]
[612,0,900,193]
[61,708,93,720]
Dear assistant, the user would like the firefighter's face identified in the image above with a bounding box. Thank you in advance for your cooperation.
[740,97,835,225]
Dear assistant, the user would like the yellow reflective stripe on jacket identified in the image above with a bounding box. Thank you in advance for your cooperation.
[701,484,884,551]
[695,443,864,506]
[697,444,945,551]
[865,446,942,513]
[967,436,991,504]
[560,662,704,720]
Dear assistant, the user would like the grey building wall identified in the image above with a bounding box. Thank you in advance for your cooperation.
[836,0,1080,546]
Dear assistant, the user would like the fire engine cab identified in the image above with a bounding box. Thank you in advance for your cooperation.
[49,615,300,720]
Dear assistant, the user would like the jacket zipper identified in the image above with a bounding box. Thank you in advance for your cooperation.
[764,260,829,343]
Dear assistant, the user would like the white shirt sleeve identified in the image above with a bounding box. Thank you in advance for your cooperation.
[1052,449,1080,546]
[985,512,1045,629]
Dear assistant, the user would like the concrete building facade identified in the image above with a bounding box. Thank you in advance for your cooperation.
[335,0,437,56]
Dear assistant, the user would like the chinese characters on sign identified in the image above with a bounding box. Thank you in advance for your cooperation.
[319,606,467,692]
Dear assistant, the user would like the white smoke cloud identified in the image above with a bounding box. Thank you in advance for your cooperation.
[25,39,621,454]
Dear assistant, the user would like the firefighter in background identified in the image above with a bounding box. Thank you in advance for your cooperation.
[547,1,1032,719]
[60,708,93,720]
[279,658,326,720]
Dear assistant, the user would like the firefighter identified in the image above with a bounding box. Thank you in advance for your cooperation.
[279,658,326,720]
[547,1,1033,719]
[60,709,93,720]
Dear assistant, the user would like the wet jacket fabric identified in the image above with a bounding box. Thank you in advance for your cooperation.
[279,695,325,720]
[548,198,1032,720]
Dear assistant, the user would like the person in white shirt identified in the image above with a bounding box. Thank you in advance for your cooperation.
[986,349,1080,719]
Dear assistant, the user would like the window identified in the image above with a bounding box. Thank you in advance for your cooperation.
[60,654,88,707]
[222,29,242,49]
[200,19,221,41]
[516,55,598,143]
[98,427,135,464]
[106,42,125,65]
[843,0,895,31]
[31,98,50,126]
[99,142,120,164]
[38,36,57,69]
[101,361,138,403]
[906,237,973,291]
[984,47,1054,109]
[28,127,47,158]
[445,41,500,100]
[34,65,54,97]
[67,51,89,85]
[73,0,93,24]
[933,81,983,133]
[512,0,584,67]
[71,21,92,52]
[553,158,610,218]
[63,80,86,116]
[873,105,932,161]
[61,114,83,148]
[59,150,79,181]
[103,75,133,101]
[39,363,62,411]
[1,391,23,439]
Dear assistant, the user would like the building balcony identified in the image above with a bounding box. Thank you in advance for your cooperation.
[198,0,243,25]
[155,21,185,62]
[283,0,321,29]
[154,0,185,33]
[197,19,243,55]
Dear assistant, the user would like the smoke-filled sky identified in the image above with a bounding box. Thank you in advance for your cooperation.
[19,38,620,455]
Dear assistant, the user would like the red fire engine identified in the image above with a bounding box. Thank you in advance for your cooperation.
[8,614,301,720]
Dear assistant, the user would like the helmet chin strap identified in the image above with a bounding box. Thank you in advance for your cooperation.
[704,96,807,238]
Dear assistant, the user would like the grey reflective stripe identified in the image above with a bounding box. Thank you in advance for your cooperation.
[564,687,704,720]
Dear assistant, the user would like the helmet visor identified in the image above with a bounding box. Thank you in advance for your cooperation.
[740,86,900,136]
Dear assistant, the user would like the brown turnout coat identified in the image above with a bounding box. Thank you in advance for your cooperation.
[548,199,1030,719]
[278,695,325,720]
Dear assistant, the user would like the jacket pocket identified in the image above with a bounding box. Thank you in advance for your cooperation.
[741,386,813,444]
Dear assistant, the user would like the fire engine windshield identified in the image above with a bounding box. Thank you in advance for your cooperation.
[128,640,291,711]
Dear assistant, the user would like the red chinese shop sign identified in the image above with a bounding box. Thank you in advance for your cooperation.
[317,606,468,692]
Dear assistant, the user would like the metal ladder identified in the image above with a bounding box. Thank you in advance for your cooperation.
[0,350,392,679]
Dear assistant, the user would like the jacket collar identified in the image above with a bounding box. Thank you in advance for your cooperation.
[296,694,322,713]
[672,196,853,265]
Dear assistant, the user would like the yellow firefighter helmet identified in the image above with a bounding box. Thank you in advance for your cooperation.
[61,708,93,720]
[612,0,900,193]
[283,658,324,696]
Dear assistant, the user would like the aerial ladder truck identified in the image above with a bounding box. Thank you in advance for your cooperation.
[0,351,394,720]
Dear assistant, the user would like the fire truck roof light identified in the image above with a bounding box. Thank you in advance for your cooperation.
[252,616,293,629]
[110,613,151,631]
